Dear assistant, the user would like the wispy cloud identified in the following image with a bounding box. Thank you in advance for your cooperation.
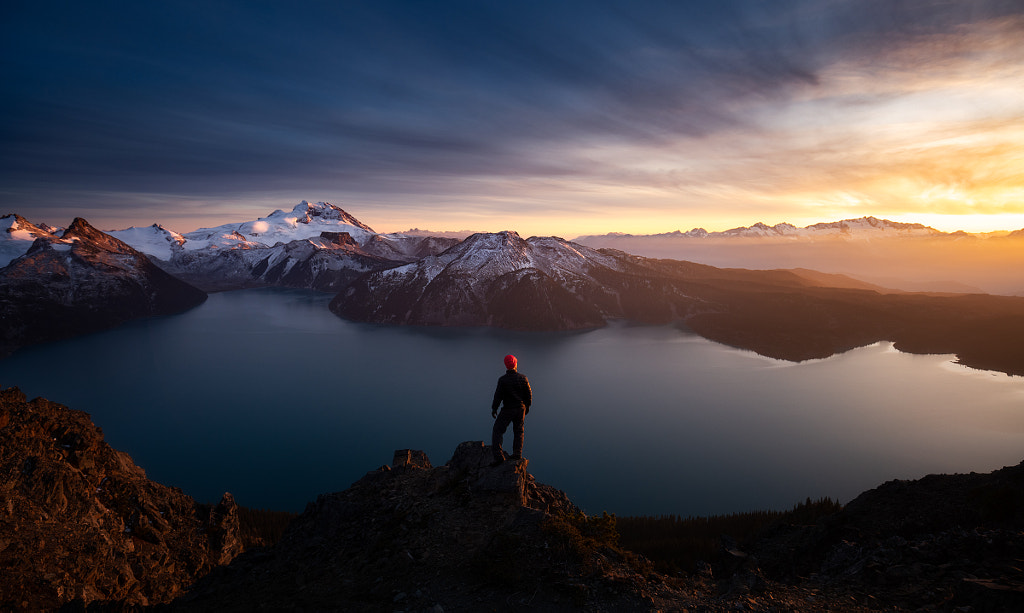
[1,1,1022,233]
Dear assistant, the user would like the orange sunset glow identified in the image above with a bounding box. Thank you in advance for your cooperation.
[3,5,1022,239]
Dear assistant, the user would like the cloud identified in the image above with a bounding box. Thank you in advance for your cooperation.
[1,0,1022,232]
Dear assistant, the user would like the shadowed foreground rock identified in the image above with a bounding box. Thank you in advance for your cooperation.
[169,443,885,613]
[751,461,1024,612]
[0,387,242,610]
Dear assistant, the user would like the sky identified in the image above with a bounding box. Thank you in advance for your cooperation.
[2,0,1023,237]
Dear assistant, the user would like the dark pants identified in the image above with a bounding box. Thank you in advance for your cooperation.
[492,407,525,461]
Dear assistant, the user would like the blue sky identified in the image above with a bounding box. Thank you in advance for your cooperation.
[3,0,1023,236]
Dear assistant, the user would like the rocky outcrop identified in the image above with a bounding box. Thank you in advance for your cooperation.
[0,387,243,610]
[170,441,908,612]
[0,218,207,356]
[171,442,686,612]
[751,461,1024,611]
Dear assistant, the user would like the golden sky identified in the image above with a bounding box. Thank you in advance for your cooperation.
[3,3,1023,237]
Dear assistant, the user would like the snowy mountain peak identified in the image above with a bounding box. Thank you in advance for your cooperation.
[1,213,61,268]
[177,201,377,252]
[289,201,375,232]
[715,217,940,238]
[61,218,141,255]
[108,224,187,262]
[333,231,622,329]
[805,216,936,235]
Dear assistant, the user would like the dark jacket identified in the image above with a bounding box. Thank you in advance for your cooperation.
[492,370,532,413]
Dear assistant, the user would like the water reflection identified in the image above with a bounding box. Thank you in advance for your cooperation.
[2,288,1022,516]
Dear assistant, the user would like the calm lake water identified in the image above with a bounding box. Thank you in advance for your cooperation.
[3,288,1023,516]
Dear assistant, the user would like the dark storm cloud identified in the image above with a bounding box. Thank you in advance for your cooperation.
[1,0,1021,219]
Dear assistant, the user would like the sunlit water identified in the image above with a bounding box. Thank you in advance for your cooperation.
[3,288,1023,516]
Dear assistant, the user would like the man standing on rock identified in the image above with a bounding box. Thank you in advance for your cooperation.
[491,354,532,466]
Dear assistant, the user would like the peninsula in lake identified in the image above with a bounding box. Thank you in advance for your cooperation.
[4,203,1024,375]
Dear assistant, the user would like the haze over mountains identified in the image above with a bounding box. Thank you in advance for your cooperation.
[575,218,1024,296]
[3,202,1024,374]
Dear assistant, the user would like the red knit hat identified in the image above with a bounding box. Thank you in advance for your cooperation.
[504,354,517,370]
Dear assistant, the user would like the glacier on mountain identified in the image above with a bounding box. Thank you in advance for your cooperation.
[100,201,459,292]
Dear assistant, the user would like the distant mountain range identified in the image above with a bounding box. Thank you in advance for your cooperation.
[574,216,1024,296]
[573,216,1009,241]
[3,204,1024,374]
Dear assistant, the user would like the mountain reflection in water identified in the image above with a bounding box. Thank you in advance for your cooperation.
[3,288,1022,515]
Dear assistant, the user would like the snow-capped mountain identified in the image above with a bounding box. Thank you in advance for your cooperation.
[106,224,187,261]
[173,201,377,251]
[713,217,942,238]
[0,218,206,356]
[105,201,460,291]
[575,216,946,243]
[1,213,60,268]
[572,216,1024,295]
[332,231,629,329]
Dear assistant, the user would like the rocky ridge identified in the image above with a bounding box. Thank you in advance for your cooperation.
[0,387,243,610]
[167,443,885,613]
[750,461,1024,611]
[0,218,207,357]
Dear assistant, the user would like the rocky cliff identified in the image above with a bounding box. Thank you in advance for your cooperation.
[171,443,682,612]
[168,443,895,613]
[0,218,207,357]
[0,387,243,610]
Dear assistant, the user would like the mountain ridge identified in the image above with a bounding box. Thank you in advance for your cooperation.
[0,218,207,358]
[573,216,993,242]
[104,201,460,292]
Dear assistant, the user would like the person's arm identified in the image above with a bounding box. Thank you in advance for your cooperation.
[523,377,532,413]
[492,379,502,417]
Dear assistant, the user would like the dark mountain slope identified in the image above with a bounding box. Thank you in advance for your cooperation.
[752,461,1024,611]
[331,231,615,330]
[0,218,207,356]
[0,387,243,610]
